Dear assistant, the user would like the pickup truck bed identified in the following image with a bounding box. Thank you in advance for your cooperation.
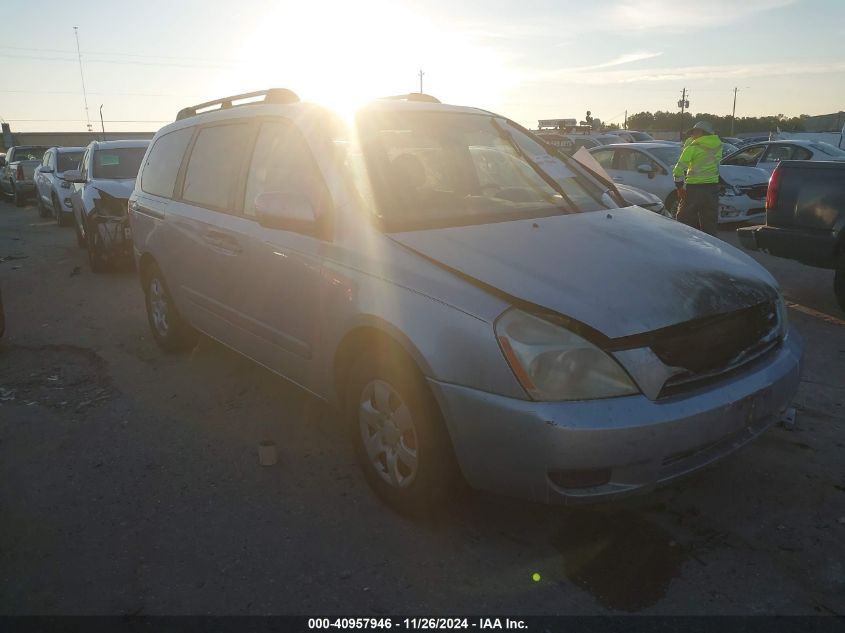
[738,160,845,311]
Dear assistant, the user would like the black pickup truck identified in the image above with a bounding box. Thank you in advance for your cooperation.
[738,160,845,312]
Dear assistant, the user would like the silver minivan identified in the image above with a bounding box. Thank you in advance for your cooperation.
[130,89,802,512]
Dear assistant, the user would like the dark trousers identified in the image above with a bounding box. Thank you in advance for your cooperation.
[677,183,719,235]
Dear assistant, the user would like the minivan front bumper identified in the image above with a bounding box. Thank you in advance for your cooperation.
[430,330,802,504]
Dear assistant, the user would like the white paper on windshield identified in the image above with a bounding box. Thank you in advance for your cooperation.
[570,147,613,183]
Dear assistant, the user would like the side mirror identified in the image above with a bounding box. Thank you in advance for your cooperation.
[255,191,323,236]
[61,169,85,184]
[636,163,655,174]
[40,166,54,174]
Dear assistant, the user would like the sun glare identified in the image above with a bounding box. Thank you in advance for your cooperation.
[221,0,517,118]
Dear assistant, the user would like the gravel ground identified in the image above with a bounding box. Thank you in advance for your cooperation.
[1,198,843,616]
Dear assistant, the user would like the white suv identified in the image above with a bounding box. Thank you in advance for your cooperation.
[33,146,84,225]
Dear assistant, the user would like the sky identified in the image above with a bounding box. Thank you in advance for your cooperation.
[2,0,844,133]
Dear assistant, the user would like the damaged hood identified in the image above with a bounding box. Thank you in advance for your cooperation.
[720,165,770,186]
[389,207,778,339]
[91,178,135,200]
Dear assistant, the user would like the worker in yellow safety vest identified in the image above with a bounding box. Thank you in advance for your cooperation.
[672,121,723,235]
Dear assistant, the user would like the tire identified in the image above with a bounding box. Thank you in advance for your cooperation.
[143,263,197,353]
[835,254,845,314]
[52,194,67,226]
[86,222,108,273]
[12,183,25,207]
[345,346,461,515]
[73,215,86,248]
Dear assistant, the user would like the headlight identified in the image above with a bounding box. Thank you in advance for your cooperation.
[495,309,639,401]
[721,184,740,197]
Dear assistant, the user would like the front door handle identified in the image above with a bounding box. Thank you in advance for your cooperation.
[204,230,242,255]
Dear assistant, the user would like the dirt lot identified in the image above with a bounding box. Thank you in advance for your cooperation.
[1,198,844,616]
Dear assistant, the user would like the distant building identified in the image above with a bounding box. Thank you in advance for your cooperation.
[1,124,154,152]
[802,111,845,133]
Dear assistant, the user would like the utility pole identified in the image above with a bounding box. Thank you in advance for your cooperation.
[730,87,738,136]
[99,105,106,141]
[677,87,689,139]
[624,110,627,130]
[73,26,92,132]
[418,69,424,94]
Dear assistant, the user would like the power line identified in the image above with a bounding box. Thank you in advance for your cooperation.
[0,51,241,70]
[5,119,170,123]
[0,89,204,97]
[0,45,248,65]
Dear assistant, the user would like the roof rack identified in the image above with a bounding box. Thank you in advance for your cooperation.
[380,93,441,104]
[176,88,300,121]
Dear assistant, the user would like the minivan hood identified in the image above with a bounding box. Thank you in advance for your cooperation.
[389,207,777,339]
[91,178,135,199]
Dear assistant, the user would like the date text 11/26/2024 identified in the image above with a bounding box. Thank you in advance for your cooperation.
[307,618,528,630]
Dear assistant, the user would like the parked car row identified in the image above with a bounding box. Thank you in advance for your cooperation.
[588,142,771,223]
[2,140,151,273]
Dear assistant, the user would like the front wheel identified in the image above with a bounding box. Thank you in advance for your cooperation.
[86,223,108,273]
[53,194,68,226]
[346,347,462,515]
[144,263,197,352]
[37,193,50,217]
[835,254,845,313]
[73,215,86,248]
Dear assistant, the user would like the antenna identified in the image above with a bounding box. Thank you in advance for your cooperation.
[73,26,92,132]
[418,69,424,94]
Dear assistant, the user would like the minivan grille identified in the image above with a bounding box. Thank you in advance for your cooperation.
[654,302,780,398]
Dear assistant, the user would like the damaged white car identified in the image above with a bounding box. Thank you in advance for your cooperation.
[130,90,803,512]
[590,142,770,223]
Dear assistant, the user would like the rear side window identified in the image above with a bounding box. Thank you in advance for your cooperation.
[141,128,193,198]
[182,123,252,210]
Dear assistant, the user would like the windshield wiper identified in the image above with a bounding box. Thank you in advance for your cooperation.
[490,118,577,212]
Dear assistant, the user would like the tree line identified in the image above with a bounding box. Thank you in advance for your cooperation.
[607,111,811,135]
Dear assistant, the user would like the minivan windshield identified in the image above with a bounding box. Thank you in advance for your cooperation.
[354,111,607,230]
[92,147,147,179]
